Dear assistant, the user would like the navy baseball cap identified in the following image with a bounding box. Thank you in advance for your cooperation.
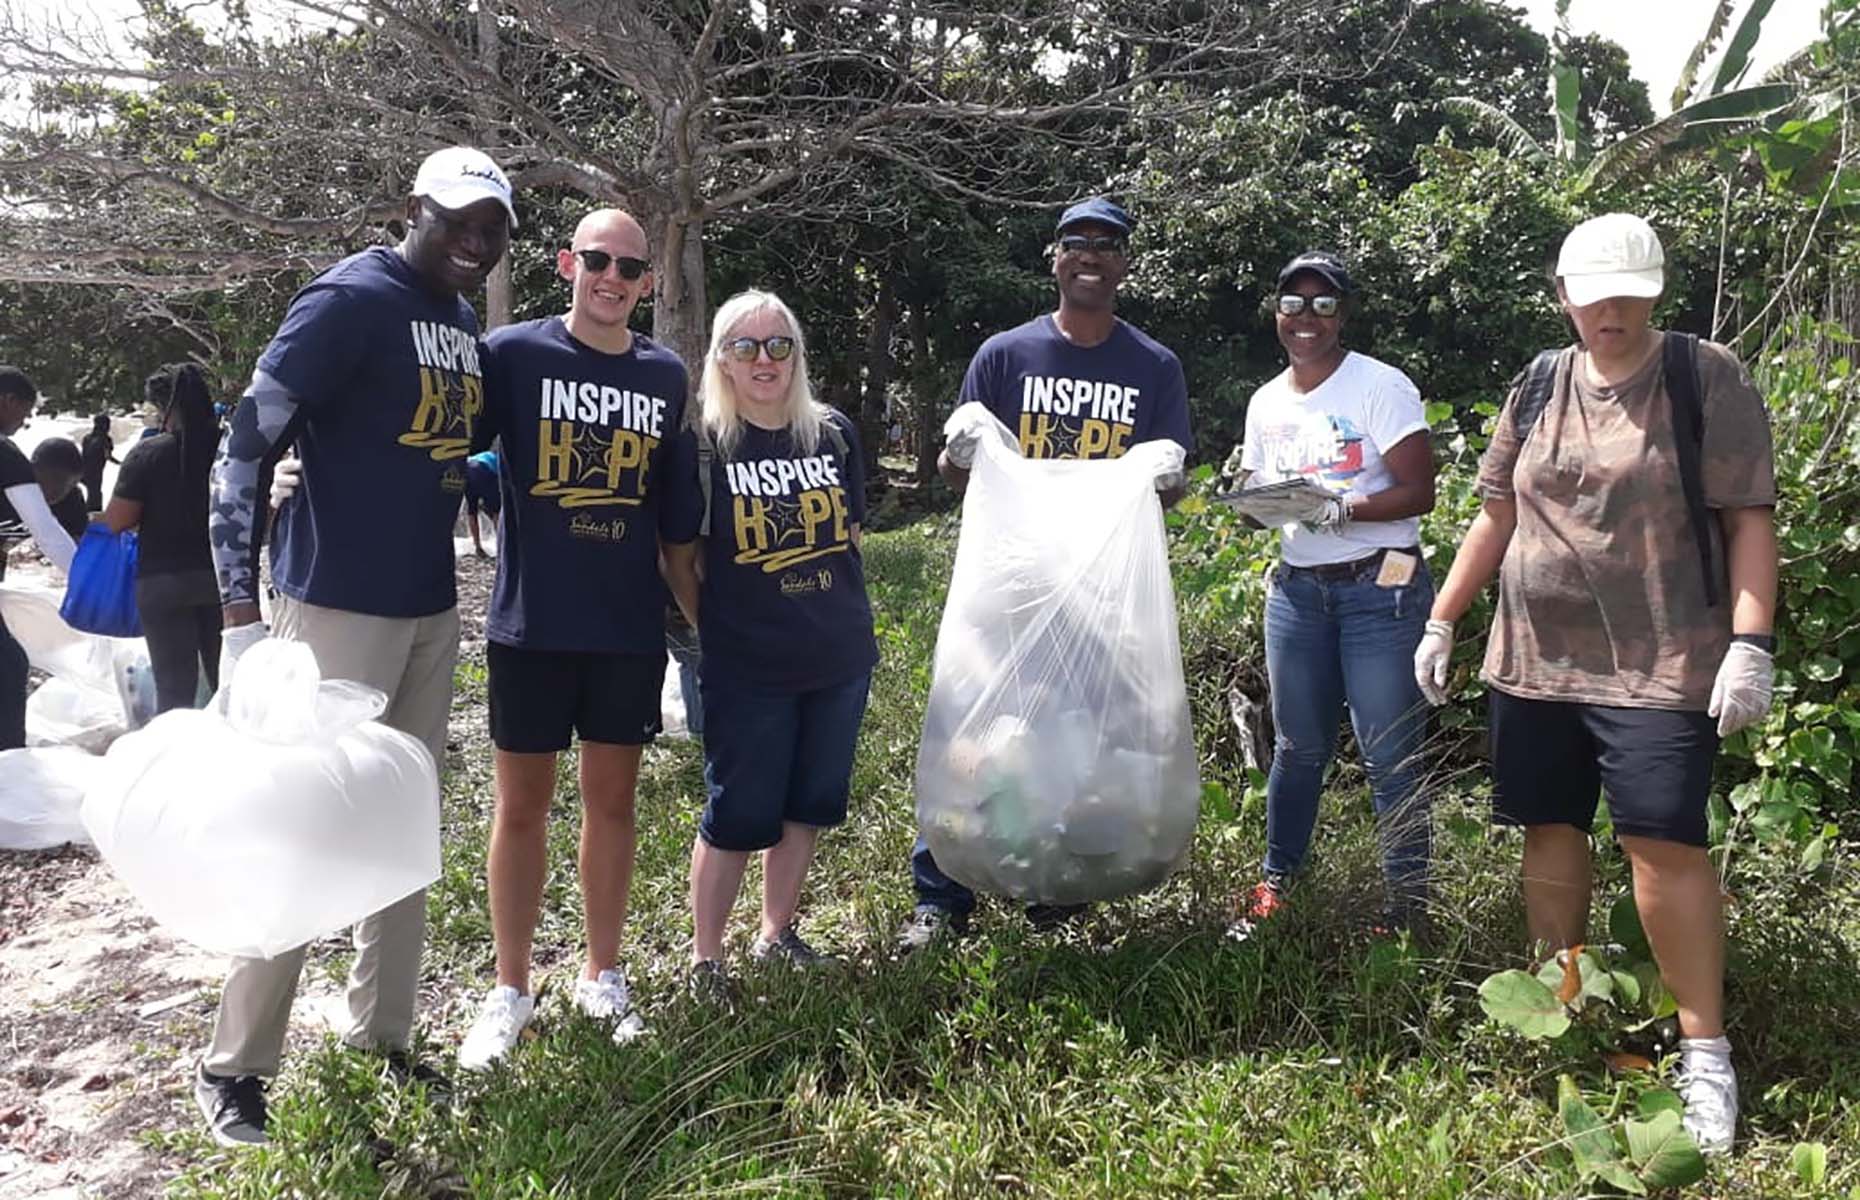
[1277,250,1354,294]
[1056,196,1134,237]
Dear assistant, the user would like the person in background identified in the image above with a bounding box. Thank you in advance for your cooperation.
[463,447,501,558]
[0,366,78,749]
[30,438,91,539]
[1416,213,1776,1154]
[1230,250,1436,935]
[100,364,223,713]
[80,412,119,512]
[194,145,515,1147]
[662,289,876,999]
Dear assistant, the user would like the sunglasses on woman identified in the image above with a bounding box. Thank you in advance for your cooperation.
[574,248,650,280]
[1277,294,1342,318]
[723,335,796,363]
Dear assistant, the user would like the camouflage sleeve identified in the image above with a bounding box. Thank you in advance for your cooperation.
[209,368,304,608]
[1698,341,1778,509]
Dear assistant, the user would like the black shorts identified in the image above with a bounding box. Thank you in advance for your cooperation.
[1487,689,1719,846]
[486,641,665,753]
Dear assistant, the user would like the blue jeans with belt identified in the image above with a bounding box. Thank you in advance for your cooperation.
[1262,553,1433,908]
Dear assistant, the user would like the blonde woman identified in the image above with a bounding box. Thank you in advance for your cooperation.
[663,290,876,997]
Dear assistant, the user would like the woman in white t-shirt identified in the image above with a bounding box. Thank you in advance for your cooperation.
[1232,251,1437,932]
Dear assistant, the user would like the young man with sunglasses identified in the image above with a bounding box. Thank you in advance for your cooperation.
[456,208,703,1070]
[1230,250,1436,935]
[901,196,1193,948]
[196,146,515,1147]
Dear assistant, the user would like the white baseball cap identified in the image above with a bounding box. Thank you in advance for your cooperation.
[1556,212,1663,306]
[412,146,518,230]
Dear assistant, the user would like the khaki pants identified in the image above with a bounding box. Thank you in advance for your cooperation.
[203,596,459,1078]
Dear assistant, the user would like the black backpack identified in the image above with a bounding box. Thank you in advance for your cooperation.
[1511,333,1719,608]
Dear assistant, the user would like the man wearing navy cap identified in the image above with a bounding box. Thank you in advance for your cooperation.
[901,196,1194,947]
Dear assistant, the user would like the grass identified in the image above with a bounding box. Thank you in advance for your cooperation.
[163,518,1860,1198]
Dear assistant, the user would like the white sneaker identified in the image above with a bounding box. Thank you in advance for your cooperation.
[572,968,648,1044]
[457,985,535,1072]
[1678,1042,1738,1155]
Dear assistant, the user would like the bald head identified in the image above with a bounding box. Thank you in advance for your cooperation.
[572,208,649,257]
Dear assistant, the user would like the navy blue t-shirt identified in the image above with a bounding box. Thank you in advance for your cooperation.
[262,247,484,617]
[961,315,1194,460]
[699,411,877,693]
[480,318,700,656]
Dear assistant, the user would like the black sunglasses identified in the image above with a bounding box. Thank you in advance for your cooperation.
[574,248,650,280]
[1057,234,1127,255]
[723,335,796,363]
[1277,294,1342,318]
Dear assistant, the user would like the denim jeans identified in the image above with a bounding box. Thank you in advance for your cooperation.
[667,623,703,736]
[1262,557,1433,906]
[910,837,976,917]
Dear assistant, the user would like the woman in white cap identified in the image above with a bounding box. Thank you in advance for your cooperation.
[1415,212,1778,1153]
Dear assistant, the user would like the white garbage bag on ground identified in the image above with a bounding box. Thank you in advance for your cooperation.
[1,581,154,744]
[0,746,104,849]
[82,640,441,958]
[660,650,688,737]
[915,406,1200,904]
[26,677,124,753]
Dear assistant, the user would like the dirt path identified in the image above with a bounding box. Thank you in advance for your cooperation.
[0,548,497,1199]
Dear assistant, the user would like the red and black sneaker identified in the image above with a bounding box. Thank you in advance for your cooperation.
[1228,874,1291,939]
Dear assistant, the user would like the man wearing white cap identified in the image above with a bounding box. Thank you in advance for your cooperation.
[195,146,516,1146]
[1417,212,1778,1153]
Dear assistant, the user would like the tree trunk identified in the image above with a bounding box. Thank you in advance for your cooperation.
[478,0,513,331]
[909,302,939,485]
[859,272,897,476]
[652,211,708,400]
[485,259,513,331]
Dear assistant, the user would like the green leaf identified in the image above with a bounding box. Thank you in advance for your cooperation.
[1424,400,1455,427]
[1608,895,1652,959]
[1674,0,1738,108]
[1201,781,1233,822]
[1560,1076,1645,1194]
[1802,655,1843,682]
[1610,970,1641,1006]
[1479,970,1571,1038]
[1636,1088,1685,1120]
[1625,1110,1706,1189]
[1631,962,1677,1019]
[1792,1141,1829,1185]
[1709,0,1781,96]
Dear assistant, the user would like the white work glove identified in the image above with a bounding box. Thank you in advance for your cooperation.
[942,402,1014,470]
[1125,438,1188,495]
[269,454,302,507]
[1219,445,1247,488]
[1708,639,1774,737]
[1414,619,1455,705]
[1302,492,1351,532]
[215,621,271,712]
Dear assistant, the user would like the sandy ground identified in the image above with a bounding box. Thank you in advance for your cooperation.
[0,542,498,1199]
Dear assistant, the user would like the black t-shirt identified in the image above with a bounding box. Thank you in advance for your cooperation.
[81,431,113,477]
[113,432,213,576]
[0,436,35,580]
[51,491,89,540]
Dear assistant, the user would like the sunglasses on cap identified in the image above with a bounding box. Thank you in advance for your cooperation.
[1057,233,1127,255]
[574,248,650,280]
[723,335,796,363]
[1277,294,1341,318]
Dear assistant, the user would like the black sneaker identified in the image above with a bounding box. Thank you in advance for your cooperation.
[194,1061,268,1147]
[1024,902,1091,931]
[688,958,736,1008]
[896,905,969,951]
[750,925,840,967]
[382,1048,453,1099]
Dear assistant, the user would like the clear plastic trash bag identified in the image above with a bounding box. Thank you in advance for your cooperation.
[915,405,1200,904]
[0,746,104,849]
[26,677,124,754]
[1,581,154,742]
[81,640,441,959]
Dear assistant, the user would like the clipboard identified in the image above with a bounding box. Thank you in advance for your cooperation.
[1210,477,1337,526]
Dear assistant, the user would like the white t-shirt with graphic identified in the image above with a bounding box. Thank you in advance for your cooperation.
[1239,350,1427,567]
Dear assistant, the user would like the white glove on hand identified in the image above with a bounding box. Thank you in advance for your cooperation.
[1219,445,1247,487]
[216,621,271,712]
[1414,619,1455,705]
[1302,493,1351,532]
[942,402,1013,470]
[1708,639,1774,736]
[1125,438,1188,495]
[269,454,303,507]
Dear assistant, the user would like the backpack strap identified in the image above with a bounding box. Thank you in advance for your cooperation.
[1663,332,1719,608]
[696,424,715,538]
[1510,349,1563,440]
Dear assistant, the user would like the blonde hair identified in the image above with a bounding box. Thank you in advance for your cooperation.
[700,289,830,459]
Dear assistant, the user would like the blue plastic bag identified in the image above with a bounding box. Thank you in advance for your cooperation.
[60,524,142,637]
